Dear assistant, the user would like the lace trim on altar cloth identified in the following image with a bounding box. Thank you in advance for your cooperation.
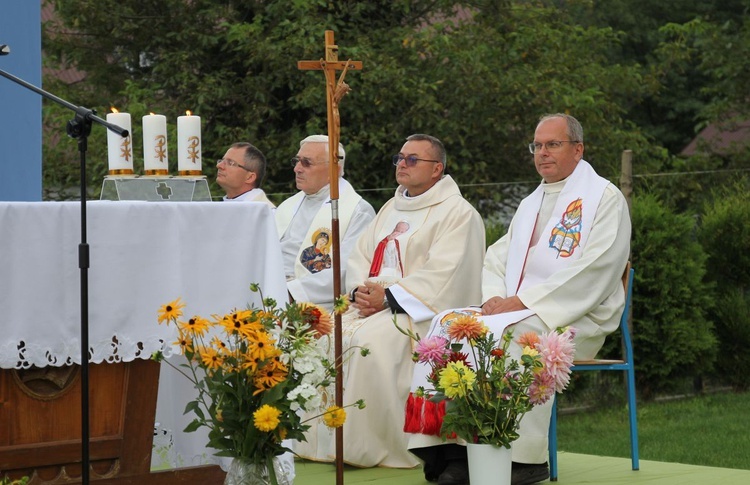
[0,334,177,369]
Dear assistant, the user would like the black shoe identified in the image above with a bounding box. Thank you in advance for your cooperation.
[437,459,470,485]
[511,462,549,485]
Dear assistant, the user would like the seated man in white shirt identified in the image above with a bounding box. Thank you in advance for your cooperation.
[275,135,375,309]
[216,142,274,206]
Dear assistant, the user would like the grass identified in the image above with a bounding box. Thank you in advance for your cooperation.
[557,390,750,470]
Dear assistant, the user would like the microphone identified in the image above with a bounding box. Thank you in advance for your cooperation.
[0,45,10,56]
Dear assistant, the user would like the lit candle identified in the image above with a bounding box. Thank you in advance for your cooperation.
[177,110,202,175]
[142,113,169,175]
[106,108,134,175]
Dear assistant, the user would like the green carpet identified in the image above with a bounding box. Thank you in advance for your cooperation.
[295,453,750,484]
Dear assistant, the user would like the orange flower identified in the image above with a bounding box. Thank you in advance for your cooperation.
[517,332,540,349]
[446,315,486,341]
[299,302,333,337]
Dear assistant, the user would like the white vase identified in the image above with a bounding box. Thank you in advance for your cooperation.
[466,443,512,485]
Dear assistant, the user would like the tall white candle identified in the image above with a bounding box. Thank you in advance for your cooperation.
[106,109,134,175]
[142,113,169,175]
[177,111,202,175]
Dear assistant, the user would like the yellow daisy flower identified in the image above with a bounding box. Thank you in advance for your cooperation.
[199,346,223,372]
[253,355,288,395]
[246,330,278,362]
[253,404,281,432]
[178,315,211,337]
[174,329,194,354]
[322,405,347,428]
[158,297,185,324]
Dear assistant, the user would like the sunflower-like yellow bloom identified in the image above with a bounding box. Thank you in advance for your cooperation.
[439,361,476,399]
[446,314,486,342]
[322,405,347,428]
[158,297,185,324]
[217,310,263,338]
[199,346,223,372]
[174,329,194,354]
[253,404,281,432]
[253,354,288,395]
[178,315,211,337]
[210,336,228,354]
[246,330,278,362]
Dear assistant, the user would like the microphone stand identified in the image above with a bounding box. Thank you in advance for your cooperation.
[0,66,128,485]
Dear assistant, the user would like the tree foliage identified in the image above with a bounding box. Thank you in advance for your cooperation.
[698,181,750,391]
[629,193,716,400]
[42,0,657,207]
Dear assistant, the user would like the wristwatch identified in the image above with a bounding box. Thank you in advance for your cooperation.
[382,294,390,310]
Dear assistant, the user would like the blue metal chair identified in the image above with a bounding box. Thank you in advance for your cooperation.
[548,264,639,481]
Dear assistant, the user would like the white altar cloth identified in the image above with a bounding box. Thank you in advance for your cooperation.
[0,200,292,473]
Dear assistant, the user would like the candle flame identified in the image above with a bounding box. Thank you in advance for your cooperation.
[111,107,119,113]
[186,110,192,116]
[149,112,156,116]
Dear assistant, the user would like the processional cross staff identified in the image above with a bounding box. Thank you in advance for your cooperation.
[298,30,362,485]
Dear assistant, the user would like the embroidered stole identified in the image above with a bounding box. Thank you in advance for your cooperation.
[505,160,609,296]
[275,179,363,279]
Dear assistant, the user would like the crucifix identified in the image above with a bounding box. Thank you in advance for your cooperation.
[298,30,362,485]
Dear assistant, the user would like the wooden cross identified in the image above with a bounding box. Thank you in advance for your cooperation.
[298,31,361,485]
[298,30,362,200]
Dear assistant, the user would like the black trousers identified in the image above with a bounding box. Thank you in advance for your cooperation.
[410,444,467,480]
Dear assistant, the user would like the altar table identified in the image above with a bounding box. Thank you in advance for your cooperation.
[0,201,288,479]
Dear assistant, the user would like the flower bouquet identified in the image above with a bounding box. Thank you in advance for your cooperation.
[403,311,576,448]
[155,286,362,485]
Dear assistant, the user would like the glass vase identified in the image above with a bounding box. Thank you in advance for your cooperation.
[224,456,293,485]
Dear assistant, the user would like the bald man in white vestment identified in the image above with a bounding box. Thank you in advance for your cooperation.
[294,134,485,468]
[407,114,631,485]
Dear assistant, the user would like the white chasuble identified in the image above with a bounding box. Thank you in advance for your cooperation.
[293,175,485,468]
[407,160,631,462]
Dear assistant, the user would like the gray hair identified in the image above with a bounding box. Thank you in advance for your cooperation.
[299,134,346,174]
[538,113,584,143]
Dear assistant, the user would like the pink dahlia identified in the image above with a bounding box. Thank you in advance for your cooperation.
[529,371,556,405]
[415,336,450,365]
[536,329,576,392]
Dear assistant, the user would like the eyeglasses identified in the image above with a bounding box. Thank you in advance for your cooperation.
[217,158,251,171]
[291,156,327,169]
[392,154,441,167]
[528,140,580,154]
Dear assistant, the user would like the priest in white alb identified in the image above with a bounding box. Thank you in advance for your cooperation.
[294,134,486,468]
[406,114,631,485]
[276,135,375,310]
[216,142,275,207]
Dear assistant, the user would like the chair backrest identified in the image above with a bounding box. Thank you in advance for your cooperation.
[620,263,635,364]
[572,262,634,366]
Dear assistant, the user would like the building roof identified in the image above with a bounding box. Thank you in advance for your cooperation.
[681,118,750,157]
